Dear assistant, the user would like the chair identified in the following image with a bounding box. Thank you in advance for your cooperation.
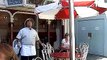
[33,57,42,60]
[76,43,89,60]
[41,43,54,60]
[42,49,49,60]
[41,44,48,60]
[12,39,21,55]
[46,43,54,60]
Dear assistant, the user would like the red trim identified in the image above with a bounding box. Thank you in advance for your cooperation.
[56,8,69,19]
[90,4,107,14]
[61,1,69,7]
[55,8,78,19]
[74,1,94,6]
[74,10,78,18]
[61,0,95,7]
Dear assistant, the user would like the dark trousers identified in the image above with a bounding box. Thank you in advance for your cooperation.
[21,56,36,60]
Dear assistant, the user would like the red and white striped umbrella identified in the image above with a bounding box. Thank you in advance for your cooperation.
[56,0,107,19]
[35,0,107,19]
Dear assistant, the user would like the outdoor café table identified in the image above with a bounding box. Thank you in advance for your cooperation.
[51,52,70,60]
[51,52,81,60]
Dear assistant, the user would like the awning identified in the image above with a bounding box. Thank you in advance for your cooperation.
[34,2,62,20]
[34,0,107,19]
[38,8,61,20]
[56,0,107,19]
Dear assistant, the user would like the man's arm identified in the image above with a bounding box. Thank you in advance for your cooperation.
[38,40,42,45]
[16,29,22,41]
[37,40,45,47]
[36,32,44,46]
[15,30,23,47]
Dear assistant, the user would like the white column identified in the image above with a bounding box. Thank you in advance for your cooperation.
[69,0,75,60]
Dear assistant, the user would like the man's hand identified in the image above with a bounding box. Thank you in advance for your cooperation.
[41,43,45,47]
[17,41,21,48]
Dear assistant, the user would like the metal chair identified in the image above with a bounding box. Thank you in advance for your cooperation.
[46,43,54,60]
[76,43,89,60]
[33,44,47,60]
[42,47,49,60]
[41,44,49,60]
[32,57,43,60]
[41,43,54,60]
[12,39,21,55]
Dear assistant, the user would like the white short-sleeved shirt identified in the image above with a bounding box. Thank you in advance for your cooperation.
[61,38,70,49]
[16,27,40,56]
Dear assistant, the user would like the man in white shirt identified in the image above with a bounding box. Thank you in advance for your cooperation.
[16,18,43,60]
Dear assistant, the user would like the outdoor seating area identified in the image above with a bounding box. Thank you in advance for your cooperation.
[0,0,107,60]
[33,42,89,60]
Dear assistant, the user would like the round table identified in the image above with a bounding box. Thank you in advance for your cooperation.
[51,52,70,60]
[51,52,81,60]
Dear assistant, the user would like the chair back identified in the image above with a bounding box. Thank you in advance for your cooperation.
[46,43,54,59]
[41,43,54,60]
[32,57,42,60]
[79,43,89,60]
[12,39,21,55]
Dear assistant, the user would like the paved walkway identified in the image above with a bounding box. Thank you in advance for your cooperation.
[87,54,107,60]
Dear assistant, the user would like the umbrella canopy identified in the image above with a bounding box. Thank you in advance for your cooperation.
[34,1,62,20]
[38,8,61,20]
[56,0,107,19]
[34,0,107,19]
[35,2,62,20]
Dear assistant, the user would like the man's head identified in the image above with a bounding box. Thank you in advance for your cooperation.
[24,18,34,28]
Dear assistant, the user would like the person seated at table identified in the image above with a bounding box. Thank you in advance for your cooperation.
[61,33,70,52]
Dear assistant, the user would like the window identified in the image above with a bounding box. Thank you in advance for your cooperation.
[6,0,22,5]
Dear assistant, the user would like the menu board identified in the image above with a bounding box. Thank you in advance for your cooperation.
[7,0,22,5]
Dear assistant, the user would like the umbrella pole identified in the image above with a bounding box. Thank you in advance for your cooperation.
[35,2,39,57]
[69,0,75,60]
[10,22,13,45]
[36,15,40,57]
[36,15,39,32]
[47,20,51,43]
